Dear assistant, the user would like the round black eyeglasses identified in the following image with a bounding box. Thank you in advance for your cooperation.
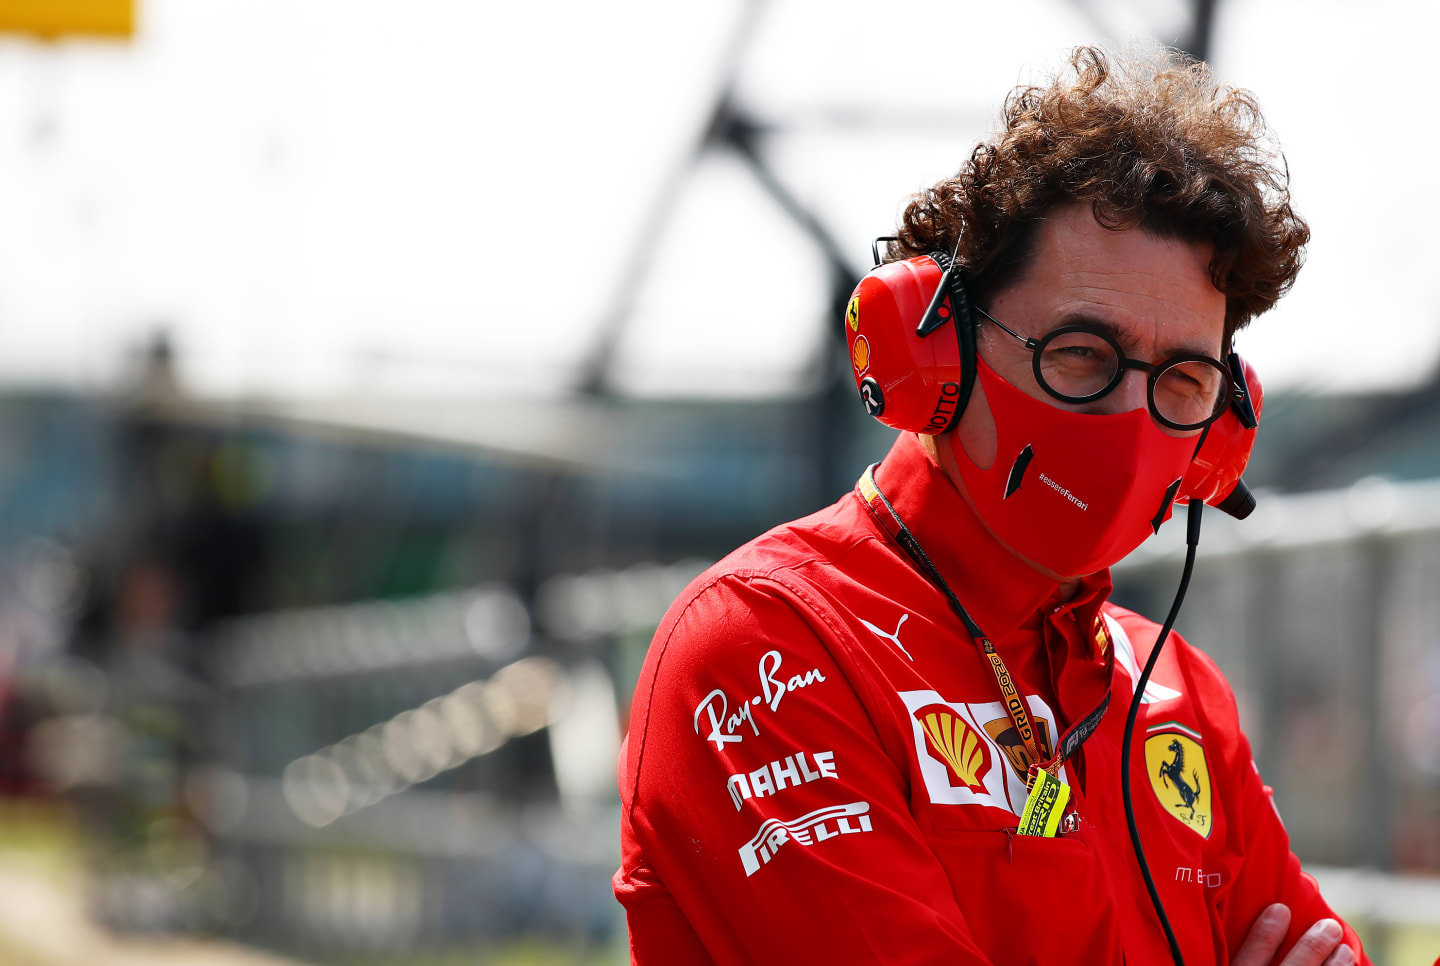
[974,306,1243,432]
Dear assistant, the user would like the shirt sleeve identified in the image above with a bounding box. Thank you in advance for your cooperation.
[615,572,993,965]
[1183,640,1371,965]
[1219,734,1370,964]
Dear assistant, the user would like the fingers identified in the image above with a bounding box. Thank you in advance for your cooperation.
[1230,906,1353,966]
[1278,918,1345,966]
[1319,938,1355,966]
[1230,903,1291,966]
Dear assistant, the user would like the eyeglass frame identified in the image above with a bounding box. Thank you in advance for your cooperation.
[972,305,1246,432]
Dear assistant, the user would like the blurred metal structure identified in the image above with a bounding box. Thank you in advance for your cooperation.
[1309,865,1440,962]
[573,0,864,508]
[189,594,624,959]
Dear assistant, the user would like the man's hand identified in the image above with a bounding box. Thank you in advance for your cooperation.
[1231,904,1354,966]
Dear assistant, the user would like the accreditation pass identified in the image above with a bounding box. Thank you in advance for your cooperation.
[1017,769,1070,837]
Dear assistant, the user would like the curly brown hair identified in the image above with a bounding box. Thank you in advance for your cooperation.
[890,45,1309,347]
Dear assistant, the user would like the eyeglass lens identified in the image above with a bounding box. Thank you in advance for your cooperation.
[1037,330,1226,428]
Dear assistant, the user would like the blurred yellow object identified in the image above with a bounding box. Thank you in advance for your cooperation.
[0,0,133,40]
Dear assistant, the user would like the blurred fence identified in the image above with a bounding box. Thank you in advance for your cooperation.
[1307,866,1440,965]
[27,556,706,962]
[179,585,641,962]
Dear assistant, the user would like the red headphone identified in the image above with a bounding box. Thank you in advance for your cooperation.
[845,251,1262,519]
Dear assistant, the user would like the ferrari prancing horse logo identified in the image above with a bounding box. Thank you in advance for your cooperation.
[1144,724,1213,838]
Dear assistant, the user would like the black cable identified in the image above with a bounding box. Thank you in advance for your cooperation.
[1120,498,1204,966]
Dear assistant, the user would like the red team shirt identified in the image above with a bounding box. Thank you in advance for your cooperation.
[614,432,1368,964]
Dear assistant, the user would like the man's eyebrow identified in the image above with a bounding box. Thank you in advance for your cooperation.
[1054,311,1219,359]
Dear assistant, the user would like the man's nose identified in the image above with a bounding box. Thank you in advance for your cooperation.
[1079,368,1149,416]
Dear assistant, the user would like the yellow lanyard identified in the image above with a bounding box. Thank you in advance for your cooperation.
[857,464,1112,783]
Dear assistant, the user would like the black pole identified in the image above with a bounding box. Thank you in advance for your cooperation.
[1182,0,1218,62]
[573,1,766,397]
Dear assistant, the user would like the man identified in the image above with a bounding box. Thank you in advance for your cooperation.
[614,47,1368,965]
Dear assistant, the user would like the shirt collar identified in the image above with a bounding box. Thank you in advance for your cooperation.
[868,432,1112,645]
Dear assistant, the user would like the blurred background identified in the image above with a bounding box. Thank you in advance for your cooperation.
[0,0,1436,963]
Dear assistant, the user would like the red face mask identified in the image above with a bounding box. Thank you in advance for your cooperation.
[951,356,1198,578]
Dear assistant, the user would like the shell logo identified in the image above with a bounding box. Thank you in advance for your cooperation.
[852,335,871,374]
[914,704,990,791]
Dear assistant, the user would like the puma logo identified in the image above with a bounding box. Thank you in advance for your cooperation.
[860,613,913,661]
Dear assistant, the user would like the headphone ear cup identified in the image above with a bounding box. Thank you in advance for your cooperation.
[1178,354,1264,515]
[844,255,974,434]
